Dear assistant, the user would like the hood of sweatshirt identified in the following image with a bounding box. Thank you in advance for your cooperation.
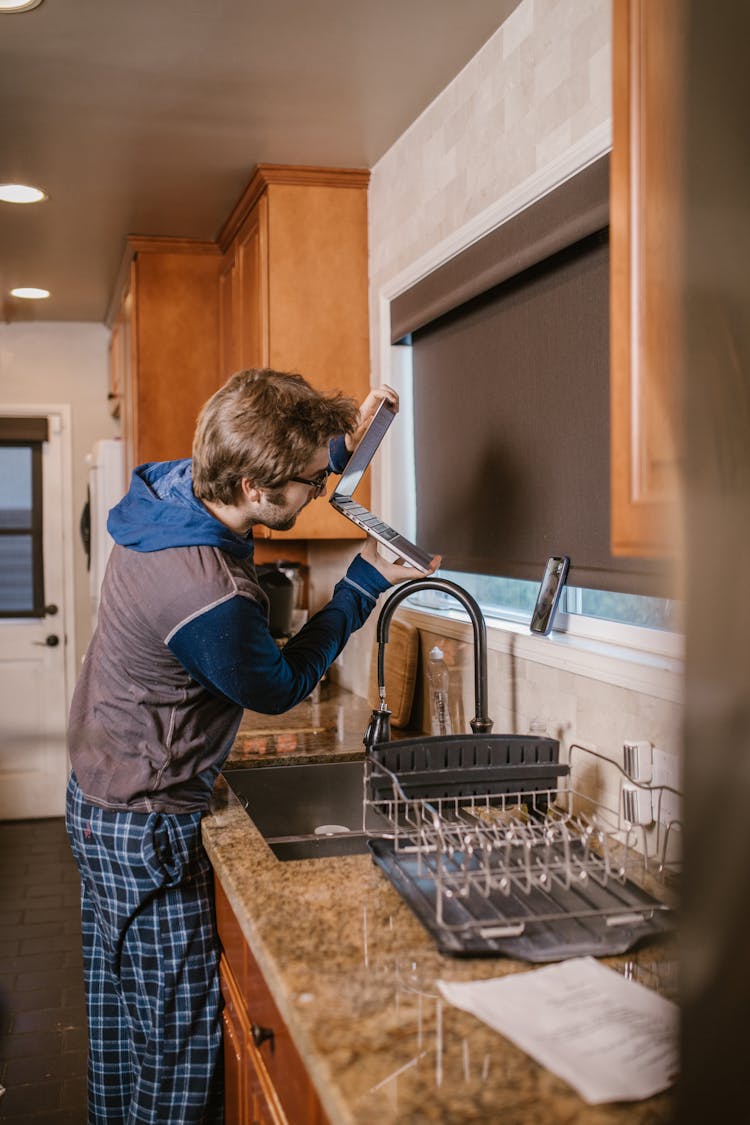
[107,458,253,559]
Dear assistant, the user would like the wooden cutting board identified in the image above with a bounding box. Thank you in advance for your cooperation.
[368,618,418,729]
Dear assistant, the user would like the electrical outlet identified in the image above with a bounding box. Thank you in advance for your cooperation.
[651,748,681,826]
[622,783,653,826]
[623,739,652,782]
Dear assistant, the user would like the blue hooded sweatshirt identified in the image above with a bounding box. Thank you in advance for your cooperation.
[67,450,390,812]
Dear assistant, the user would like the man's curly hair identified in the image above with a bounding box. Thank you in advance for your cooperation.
[192,368,359,504]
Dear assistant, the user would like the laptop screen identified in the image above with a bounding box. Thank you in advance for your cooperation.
[333,400,396,498]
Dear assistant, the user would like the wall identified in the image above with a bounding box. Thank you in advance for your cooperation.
[678,0,750,1112]
[327,0,683,816]
[0,322,116,667]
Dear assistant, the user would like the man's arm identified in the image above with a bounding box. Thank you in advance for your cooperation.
[167,554,390,713]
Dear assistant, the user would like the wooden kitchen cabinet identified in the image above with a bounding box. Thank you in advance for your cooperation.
[217,165,371,540]
[108,299,129,420]
[215,877,329,1125]
[219,194,269,377]
[108,237,221,475]
[610,0,683,558]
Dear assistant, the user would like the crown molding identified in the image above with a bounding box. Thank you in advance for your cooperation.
[216,164,370,251]
[126,235,219,256]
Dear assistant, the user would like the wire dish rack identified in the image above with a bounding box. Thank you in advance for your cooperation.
[365,738,679,960]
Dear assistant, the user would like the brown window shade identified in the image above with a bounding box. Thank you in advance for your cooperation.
[411,230,666,596]
[0,417,49,443]
[392,156,610,343]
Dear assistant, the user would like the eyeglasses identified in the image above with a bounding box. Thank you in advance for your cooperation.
[288,467,331,499]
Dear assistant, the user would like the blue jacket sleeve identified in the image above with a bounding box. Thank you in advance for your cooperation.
[167,554,390,713]
[328,434,350,474]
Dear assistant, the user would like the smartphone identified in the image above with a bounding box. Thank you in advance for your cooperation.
[530,556,570,636]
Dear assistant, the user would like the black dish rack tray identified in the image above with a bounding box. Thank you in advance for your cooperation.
[364,736,675,961]
[366,734,567,801]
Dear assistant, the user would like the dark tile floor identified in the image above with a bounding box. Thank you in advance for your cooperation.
[0,818,88,1124]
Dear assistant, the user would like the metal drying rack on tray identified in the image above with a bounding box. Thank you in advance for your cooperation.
[364,736,680,960]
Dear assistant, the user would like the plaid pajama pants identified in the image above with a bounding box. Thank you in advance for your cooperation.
[66,774,223,1125]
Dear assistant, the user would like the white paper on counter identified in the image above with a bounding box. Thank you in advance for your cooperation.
[438,956,678,1104]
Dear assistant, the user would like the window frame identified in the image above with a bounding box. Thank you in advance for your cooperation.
[554,598,683,661]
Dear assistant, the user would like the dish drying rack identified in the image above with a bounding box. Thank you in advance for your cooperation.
[364,738,680,960]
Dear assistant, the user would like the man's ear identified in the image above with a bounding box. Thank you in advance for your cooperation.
[239,477,263,504]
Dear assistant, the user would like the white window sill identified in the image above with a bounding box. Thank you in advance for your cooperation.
[397,606,684,705]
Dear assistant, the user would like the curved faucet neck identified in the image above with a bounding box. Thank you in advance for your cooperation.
[376,578,493,735]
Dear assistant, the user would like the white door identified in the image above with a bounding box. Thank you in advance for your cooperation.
[0,408,74,819]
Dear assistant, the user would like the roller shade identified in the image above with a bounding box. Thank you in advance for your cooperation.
[0,417,48,443]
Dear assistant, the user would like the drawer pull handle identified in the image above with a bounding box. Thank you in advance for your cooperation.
[252,1023,275,1055]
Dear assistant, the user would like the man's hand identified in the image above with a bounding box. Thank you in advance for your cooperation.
[345,384,399,452]
[361,537,441,584]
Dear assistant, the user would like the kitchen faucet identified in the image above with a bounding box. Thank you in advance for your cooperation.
[364,577,494,747]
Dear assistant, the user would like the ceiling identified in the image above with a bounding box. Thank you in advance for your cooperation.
[0,0,521,324]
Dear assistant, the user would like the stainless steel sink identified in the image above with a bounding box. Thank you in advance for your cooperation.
[224,759,387,861]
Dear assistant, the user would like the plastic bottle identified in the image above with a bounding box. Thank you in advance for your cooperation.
[427,646,453,737]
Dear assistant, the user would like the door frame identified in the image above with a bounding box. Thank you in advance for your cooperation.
[0,402,77,712]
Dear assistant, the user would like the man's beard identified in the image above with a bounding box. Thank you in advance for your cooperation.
[262,510,297,532]
[256,491,307,532]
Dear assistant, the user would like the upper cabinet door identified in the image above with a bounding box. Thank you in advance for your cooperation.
[610,0,683,558]
[237,194,270,371]
[219,244,241,382]
[123,244,221,472]
[220,194,270,382]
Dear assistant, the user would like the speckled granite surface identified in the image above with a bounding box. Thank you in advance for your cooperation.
[203,686,677,1125]
[223,683,377,768]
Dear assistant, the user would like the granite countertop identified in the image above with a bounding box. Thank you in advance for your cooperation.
[203,685,677,1125]
[222,680,377,768]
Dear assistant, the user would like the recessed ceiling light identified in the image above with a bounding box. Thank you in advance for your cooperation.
[0,0,45,11]
[10,287,50,300]
[0,183,48,204]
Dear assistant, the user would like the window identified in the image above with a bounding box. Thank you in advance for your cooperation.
[0,418,47,617]
[407,569,677,630]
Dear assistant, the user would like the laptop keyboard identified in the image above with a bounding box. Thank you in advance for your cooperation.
[337,500,399,541]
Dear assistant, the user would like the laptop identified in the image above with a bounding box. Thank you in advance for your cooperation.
[329,400,435,572]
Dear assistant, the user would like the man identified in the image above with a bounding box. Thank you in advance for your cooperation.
[66,368,438,1125]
